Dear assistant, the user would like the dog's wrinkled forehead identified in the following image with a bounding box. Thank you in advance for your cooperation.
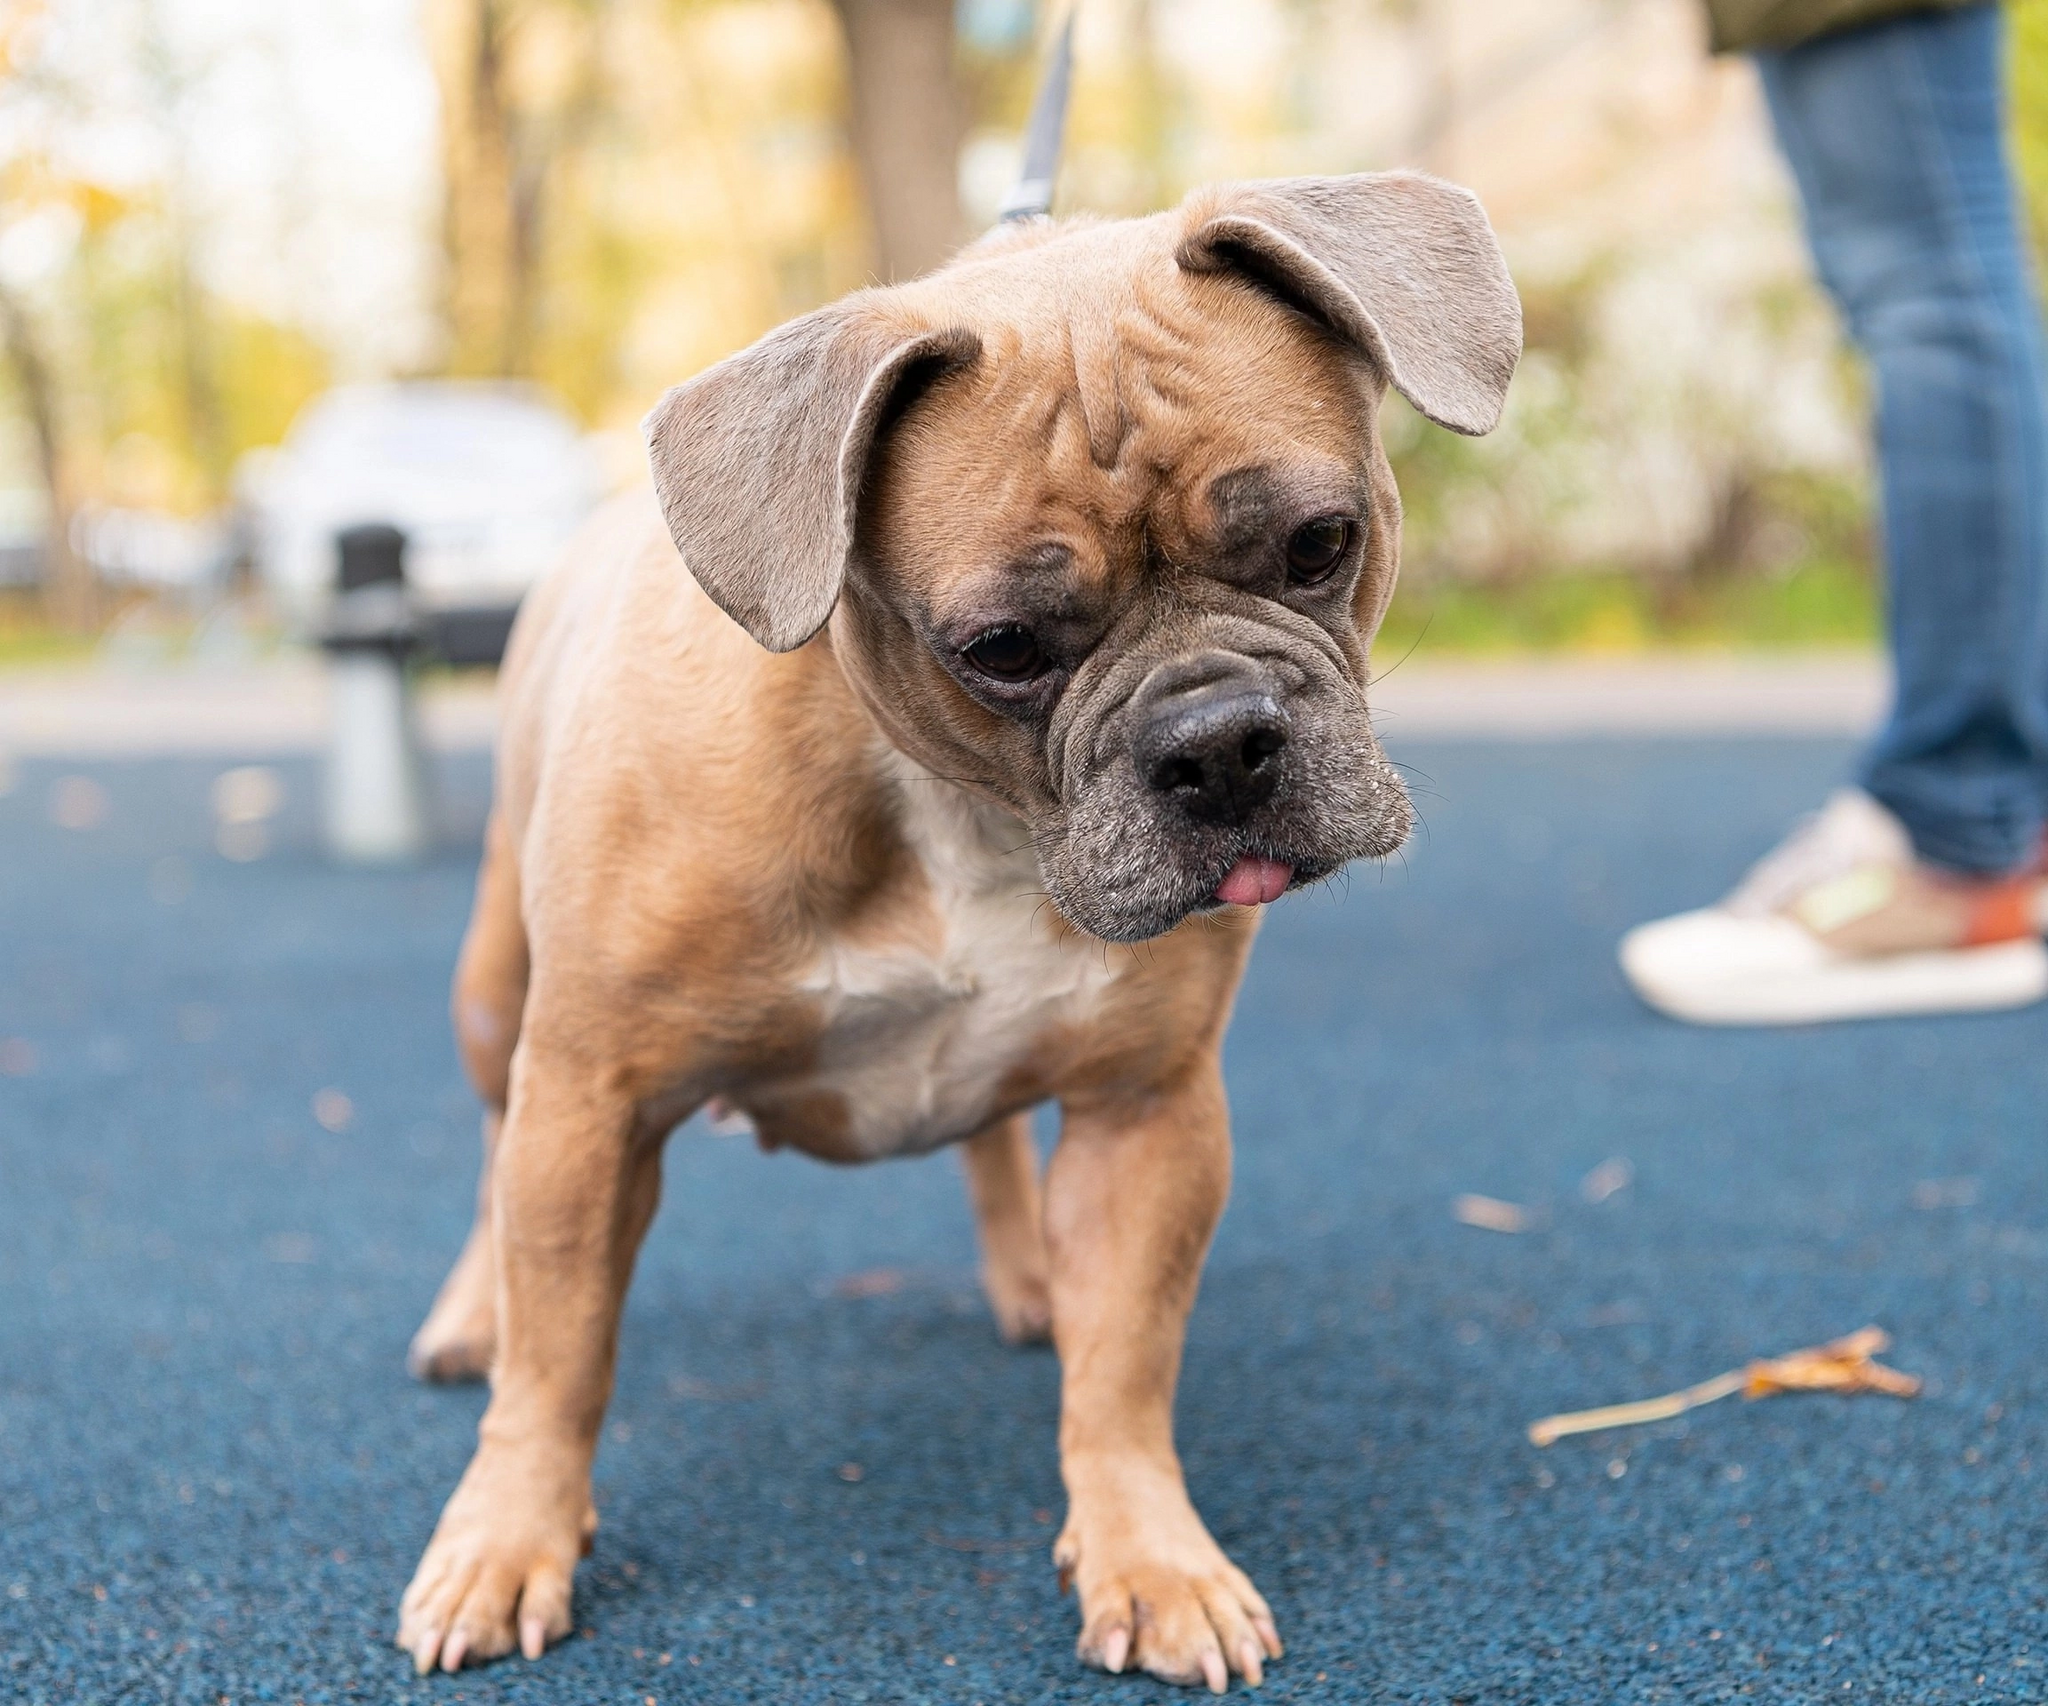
[643,171,1520,654]
[858,255,1371,622]
[918,229,1356,481]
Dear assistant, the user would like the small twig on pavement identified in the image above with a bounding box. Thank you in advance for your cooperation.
[1527,1325,1921,1448]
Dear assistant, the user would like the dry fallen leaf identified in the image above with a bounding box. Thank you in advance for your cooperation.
[1453,1193,1532,1234]
[1741,1326,1922,1399]
[1528,1325,1920,1447]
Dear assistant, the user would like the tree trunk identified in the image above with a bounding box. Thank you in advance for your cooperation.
[172,243,230,489]
[831,0,966,282]
[0,284,91,631]
[429,0,528,375]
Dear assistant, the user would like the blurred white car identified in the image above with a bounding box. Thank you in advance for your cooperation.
[241,381,608,660]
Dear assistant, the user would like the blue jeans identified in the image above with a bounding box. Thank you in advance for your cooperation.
[1759,3,2048,875]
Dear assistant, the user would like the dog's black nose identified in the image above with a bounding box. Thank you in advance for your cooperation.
[1134,687,1290,824]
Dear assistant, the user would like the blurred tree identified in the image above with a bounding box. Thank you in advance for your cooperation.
[0,12,106,627]
[4,0,2018,644]
[424,0,968,405]
[423,0,872,416]
[0,0,334,627]
[428,0,605,377]
[0,274,87,626]
[131,3,230,492]
[831,0,965,278]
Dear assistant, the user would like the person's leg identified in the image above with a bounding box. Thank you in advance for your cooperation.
[1615,4,2048,1026]
[1758,3,2048,875]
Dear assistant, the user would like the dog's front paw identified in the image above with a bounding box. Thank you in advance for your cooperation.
[396,1451,594,1674]
[1056,1494,1281,1692]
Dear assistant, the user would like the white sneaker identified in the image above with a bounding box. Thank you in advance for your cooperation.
[1619,790,2048,1026]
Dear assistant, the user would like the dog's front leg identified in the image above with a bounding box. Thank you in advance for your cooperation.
[1047,1061,1281,1693]
[396,1039,663,1674]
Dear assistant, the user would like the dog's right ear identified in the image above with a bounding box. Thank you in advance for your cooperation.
[643,304,981,653]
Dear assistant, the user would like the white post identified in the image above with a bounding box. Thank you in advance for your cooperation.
[321,523,432,865]
[324,645,430,864]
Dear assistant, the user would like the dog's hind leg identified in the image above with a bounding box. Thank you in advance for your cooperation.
[959,1112,1052,1344]
[409,812,529,1383]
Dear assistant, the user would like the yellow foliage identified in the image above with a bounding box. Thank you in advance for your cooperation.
[2013,0,2048,262]
[7,0,2035,553]
[212,314,331,471]
[0,153,134,228]
[71,182,128,232]
[431,0,870,426]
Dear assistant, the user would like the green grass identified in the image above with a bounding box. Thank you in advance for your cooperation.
[1376,555,1881,658]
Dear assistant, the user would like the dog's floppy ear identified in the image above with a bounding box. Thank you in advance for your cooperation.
[643,302,981,653]
[1176,172,1521,436]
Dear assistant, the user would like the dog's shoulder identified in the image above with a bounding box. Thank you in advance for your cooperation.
[499,492,898,964]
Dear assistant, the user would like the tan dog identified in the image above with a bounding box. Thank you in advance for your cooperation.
[396,171,1518,1690]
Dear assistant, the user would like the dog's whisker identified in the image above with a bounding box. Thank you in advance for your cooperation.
[1367,615,1434,687]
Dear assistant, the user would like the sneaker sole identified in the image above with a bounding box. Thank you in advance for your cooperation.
[1627,936,2048,1027]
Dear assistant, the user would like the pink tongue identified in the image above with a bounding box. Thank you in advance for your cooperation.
[1215,855,1294,907]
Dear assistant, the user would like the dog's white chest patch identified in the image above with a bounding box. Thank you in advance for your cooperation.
[782,769,1118,1159]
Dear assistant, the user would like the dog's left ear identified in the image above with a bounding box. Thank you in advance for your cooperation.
[644,301,981,653]
[1177,172,1521,435]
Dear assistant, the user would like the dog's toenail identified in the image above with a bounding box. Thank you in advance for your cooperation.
[1103,1627,1130,1673]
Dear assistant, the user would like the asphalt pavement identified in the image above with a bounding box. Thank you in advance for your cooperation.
[2,738,2045,1704]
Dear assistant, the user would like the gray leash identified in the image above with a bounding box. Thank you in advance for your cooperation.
[996,9,1076,223]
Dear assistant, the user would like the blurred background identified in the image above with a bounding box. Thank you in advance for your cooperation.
[4,0,2047,669]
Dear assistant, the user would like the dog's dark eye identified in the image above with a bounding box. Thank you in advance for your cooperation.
[1285,517,1353,585]
[962,624,1044,683]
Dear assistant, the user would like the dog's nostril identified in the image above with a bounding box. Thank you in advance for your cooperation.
[1240,726,1286,772]
[1159,755,1205,793]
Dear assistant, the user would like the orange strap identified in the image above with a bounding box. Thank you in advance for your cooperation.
[1964,876,2040,947]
